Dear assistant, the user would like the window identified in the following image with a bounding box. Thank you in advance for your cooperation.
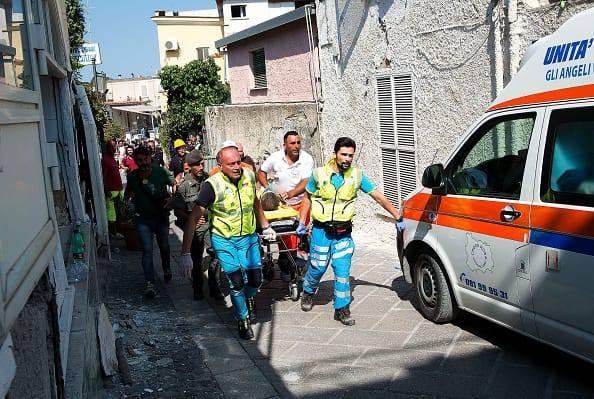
[448,114,535,199]
[251,48,267,88]
[541,106,594,207]
[376,73,417,207]
[196,47,209,61]
[295,1,313,8]
[231,5,246,18]
[0,0,33,89]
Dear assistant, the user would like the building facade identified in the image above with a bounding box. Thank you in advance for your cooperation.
[314,0,594,225]
[106,76,163,105]
[217,6,319,104]
[218,0,297,36]
[1,0,106,397]
[105,76,163,134]
[152,10,226,79]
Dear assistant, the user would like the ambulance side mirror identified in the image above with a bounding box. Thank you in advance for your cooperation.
[422,163,446,193]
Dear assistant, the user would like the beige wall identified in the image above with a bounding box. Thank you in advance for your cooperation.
[152,16,226,79]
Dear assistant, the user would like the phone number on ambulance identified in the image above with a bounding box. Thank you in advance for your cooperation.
[459,273,508,300]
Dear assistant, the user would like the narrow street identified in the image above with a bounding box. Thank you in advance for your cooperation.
[101,222,594,399]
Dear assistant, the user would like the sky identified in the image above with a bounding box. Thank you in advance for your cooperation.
[80,0,216,81]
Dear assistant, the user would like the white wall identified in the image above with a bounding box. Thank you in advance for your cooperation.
[223,0,295,36]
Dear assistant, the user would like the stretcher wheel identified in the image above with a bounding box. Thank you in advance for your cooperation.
[289,283,300,301]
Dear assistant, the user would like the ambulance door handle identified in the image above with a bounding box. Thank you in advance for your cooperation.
[501,205,521,222]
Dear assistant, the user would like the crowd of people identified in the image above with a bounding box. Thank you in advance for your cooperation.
[101,131,406,340]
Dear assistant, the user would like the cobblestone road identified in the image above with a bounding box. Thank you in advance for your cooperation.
[104,221,594,398]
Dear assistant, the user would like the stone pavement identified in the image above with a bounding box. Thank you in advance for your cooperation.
[104,221,594,398]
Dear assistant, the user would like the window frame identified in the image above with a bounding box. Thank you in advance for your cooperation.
[539,104,594,208]
[230,4,247,19]
[0,0,35,92]
[445,112,537,201]
[196,47,209,61]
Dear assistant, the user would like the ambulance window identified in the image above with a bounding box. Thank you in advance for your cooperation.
[541,107,594,208]
[448,113,535,199]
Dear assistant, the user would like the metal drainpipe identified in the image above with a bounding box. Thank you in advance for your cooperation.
[305,3,325,161]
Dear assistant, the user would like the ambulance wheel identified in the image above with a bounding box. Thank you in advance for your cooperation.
[290,284,300,301]
[413,252,457,324]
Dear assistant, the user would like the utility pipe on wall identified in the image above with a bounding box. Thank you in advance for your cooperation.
[505,0,522,79]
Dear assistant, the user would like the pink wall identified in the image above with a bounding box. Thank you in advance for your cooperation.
[227,18,318,104]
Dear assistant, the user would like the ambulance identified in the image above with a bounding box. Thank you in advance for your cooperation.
[399,7,594,363]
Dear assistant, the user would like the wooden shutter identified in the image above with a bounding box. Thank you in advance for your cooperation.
[252,49,267,88]
[376,73,417,207]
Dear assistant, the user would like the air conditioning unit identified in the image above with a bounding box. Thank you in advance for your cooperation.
[164,39,179,51]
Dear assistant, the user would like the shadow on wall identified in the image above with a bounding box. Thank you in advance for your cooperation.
[335,0,370,73]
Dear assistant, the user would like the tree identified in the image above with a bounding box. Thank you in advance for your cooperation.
[65,0,85,72]
[104,122,124,142]
[159,59,229,150]
[66,0,110,142]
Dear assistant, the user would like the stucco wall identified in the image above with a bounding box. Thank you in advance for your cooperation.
[228,18,317,104]
[8,276,56,398]
[205,102,322,165]
[315,0,594,226]
[153,16,226,79]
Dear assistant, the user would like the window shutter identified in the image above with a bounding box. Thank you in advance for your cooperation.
[377,76,399,205]
[376,73,417,208]
[252,49,267,88]
[394,74,417,201]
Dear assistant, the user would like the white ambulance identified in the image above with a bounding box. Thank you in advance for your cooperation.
[399,8,594,363]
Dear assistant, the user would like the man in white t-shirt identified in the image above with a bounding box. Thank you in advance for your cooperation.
[258,131,314,280]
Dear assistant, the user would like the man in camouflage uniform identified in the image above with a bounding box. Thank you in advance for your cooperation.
[175,150,223,300]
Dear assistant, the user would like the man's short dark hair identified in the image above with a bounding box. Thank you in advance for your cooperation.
[334,137,356,153]
[133,146,151,160]
[283,131,299,142]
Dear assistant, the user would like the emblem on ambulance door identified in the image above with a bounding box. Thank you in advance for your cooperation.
[465,233,495,273]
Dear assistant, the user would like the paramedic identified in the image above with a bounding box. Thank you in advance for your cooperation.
[180,143,276,339]
[297,137,405,325]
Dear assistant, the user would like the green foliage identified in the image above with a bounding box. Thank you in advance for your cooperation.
[65,0,85,52]
[84,84,108,133]
[104,122,124,141]
[64,1,110,137]
[159,59,229,150]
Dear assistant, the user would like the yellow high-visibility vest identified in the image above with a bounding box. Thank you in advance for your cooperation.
[310,160,362,223]
[207,168,257,238]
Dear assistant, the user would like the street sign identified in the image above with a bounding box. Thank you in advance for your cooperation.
[71,43,102,66]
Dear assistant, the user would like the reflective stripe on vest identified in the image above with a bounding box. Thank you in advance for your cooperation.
[310,160,362,223]
[207,168,256,238]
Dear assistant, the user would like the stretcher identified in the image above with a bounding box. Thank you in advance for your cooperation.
[259,206,308,301]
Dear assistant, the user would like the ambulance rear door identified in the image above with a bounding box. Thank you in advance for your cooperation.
[529,102,594,361]
[437,108,544,331]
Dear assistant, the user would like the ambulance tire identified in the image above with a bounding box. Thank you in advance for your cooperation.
[413,253,458,324]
